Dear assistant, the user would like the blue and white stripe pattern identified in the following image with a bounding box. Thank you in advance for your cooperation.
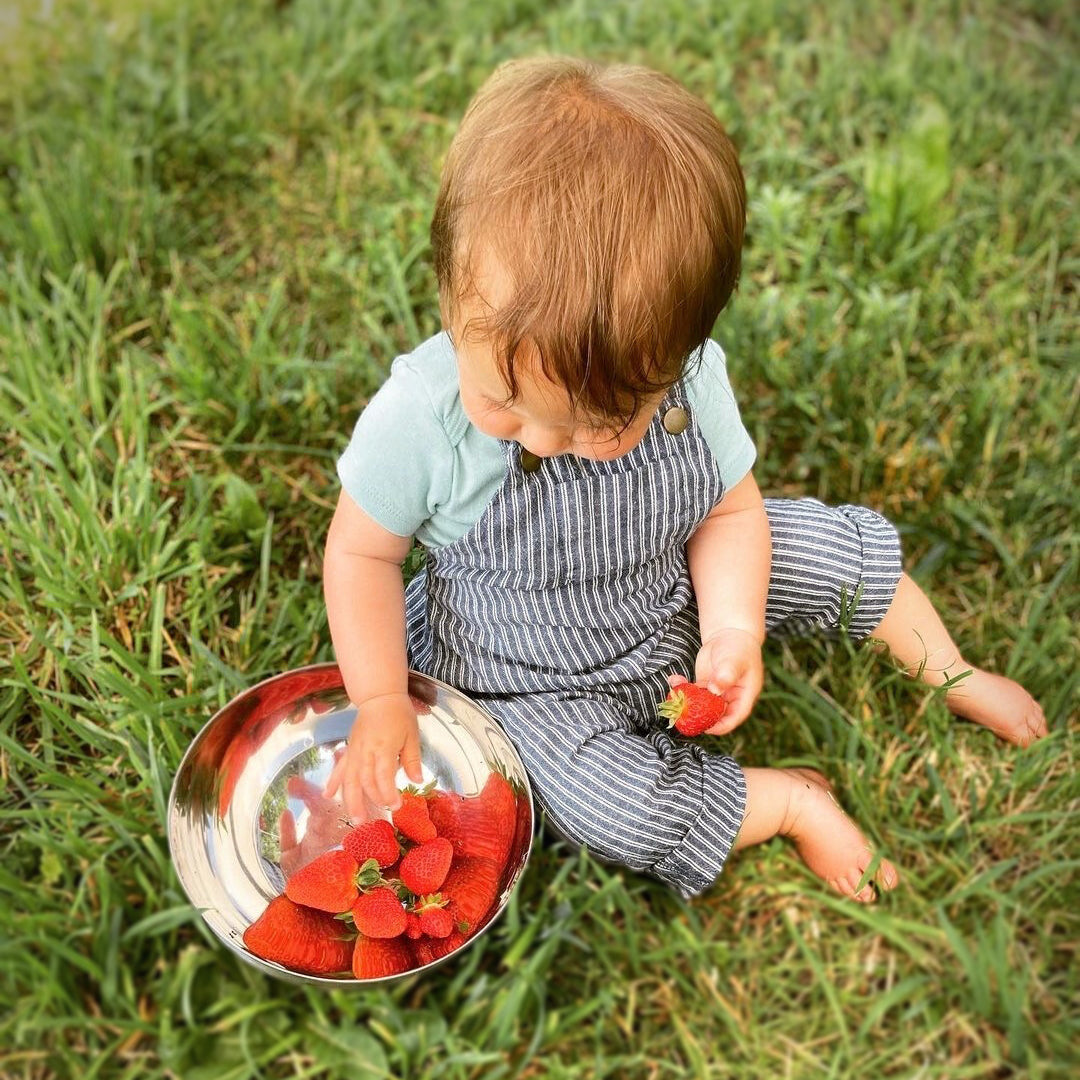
[404,380,902,897]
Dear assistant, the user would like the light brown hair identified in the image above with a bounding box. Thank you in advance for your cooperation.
[430,54,746,426]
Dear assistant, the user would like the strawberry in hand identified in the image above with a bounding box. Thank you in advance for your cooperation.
[689,626,765,733]
[658,680,728,736]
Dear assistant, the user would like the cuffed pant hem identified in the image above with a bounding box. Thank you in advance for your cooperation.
[651,754,747,898]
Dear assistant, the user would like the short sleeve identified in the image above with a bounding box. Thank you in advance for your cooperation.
[336,359,454,539]
[685,339,757,492]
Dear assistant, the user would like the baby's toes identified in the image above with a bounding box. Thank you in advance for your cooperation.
[851,877,878,903]
[1028,705,1049,741]
[876,859,900,892]
[832,872,876,903]
[1015,704,1048,747]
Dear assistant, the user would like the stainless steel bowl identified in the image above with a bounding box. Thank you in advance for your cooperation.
[168,664,533,985]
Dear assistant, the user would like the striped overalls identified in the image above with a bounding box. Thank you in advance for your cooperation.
[404,379,902,897]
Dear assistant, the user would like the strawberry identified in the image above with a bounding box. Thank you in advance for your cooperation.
[433,773,517,873]
[343,819,400,868]
[428,789,464,842]
[351,886,407,938]
[419,906,455,938]
[506,779,533,873]
[657,682,727,736]
[284,849,359,913]
[440,856,501,934]
[469,771,517,857]
[411,894,456,939]
[393,790,438,843]
[404,912,424,940]
[399,837,454,896]
[242,895,355,975]
[411,928,469,967]
[352,935,415,979]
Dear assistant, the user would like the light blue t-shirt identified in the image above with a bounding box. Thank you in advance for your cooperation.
[337,331,756,548]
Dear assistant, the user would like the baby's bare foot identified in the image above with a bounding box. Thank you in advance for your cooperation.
[944,667,1048,747]
[781,769,899,903]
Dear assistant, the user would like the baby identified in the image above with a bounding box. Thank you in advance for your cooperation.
[322,55,1046,902]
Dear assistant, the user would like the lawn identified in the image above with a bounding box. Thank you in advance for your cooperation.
[0,0,1077,1077]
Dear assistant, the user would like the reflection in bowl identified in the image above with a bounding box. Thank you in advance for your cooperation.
[168,664,533,984]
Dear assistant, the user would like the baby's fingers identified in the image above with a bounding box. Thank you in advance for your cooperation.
[400,727,424,786]
[700,660,741,698]
[705,705,749,737]
[707,681,759,734]
[360,751,402,812]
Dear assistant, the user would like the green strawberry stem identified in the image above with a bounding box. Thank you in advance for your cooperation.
[657,690,687,727]
[401,779,438,797]
[356,858,386,891]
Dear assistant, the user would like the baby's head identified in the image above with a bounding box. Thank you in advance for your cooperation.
[432,55,746,458]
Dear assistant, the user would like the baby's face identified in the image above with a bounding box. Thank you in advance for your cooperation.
[454,334,662,461]
[446,257,666,462]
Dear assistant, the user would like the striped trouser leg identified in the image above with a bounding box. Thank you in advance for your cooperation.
[484,690,747,899]
[763,498,903,640]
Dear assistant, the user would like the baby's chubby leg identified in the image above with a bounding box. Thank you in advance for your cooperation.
[871,573,1048,746]
[762,499,1047,747]
[737,767,899,901]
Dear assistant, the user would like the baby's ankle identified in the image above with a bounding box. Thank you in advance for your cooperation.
[907,649,971,690]
[776,769,822,842]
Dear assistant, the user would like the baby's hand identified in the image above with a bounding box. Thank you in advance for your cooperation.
[322,693,424,820]
[689,627,764,733]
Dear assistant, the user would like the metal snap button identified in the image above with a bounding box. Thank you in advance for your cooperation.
[520,448,542,473]
[663,406,688,435]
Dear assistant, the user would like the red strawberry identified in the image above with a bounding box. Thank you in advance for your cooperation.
[432,773,516,874]
[657,682,727,736]
[352,935,415,979]
[440,856,501,934]
[242,895,355,975]
[351,886,407,938]
[515,782,532,837]
[343,819,400,868]
[399,837,454,896]
[411,894,456,938]
[411,928,469,966]
[284,849,359,913]
[393,790,438,843]
[457,772,517,872]
[506,780,533,873]
[420,907,455,938]
[404,912,424,940]
[428,789,464,842]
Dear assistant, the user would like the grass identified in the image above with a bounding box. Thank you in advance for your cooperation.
[0,0,1077,1076]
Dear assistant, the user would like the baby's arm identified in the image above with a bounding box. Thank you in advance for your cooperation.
[322,489,423,816]
[685,471,771,730]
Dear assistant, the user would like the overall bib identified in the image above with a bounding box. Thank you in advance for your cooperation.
[404,381,902,896]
